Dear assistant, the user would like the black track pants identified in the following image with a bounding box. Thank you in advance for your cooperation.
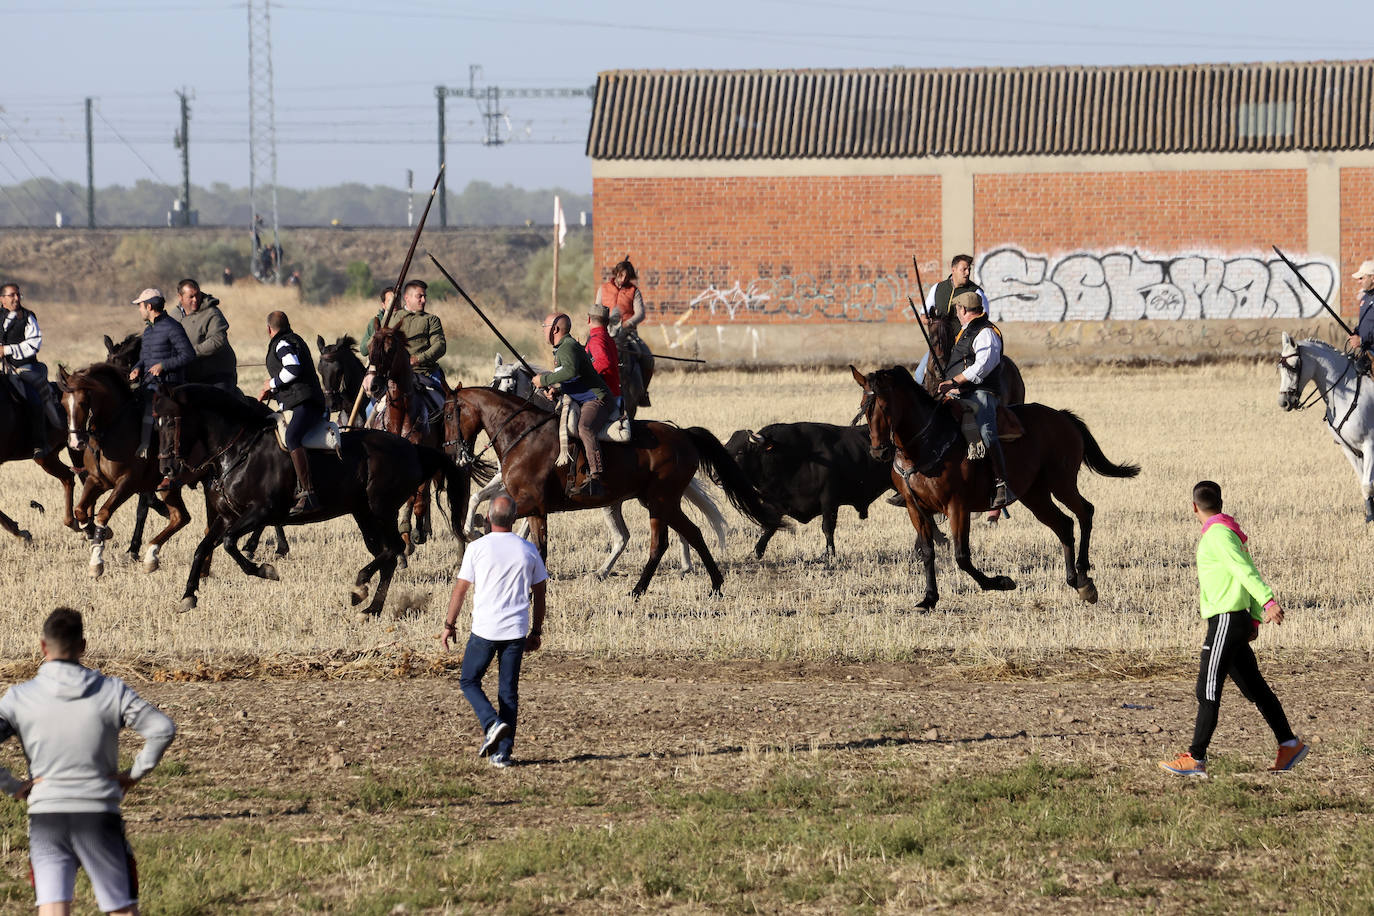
[1189,610,1295,760]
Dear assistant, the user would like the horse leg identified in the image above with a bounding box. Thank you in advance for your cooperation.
[904,500,940,609]
[181,514,229,613]
[218,508,283,580]
[141,487,194,574]
[528,516,548,561]
[949,500,1015,592]
[1043,479,1098,603]
[273,525,290,557]
[242,525,264,557]
[753,526,778,559]
[128,493,150,560]
[662,501,723,594]
[630,509,672,598]
[398,501,414,562]
[350,511,401,616]
[464,473,503,539]
[35,449,77,531]
[411,481,430,546]
[595,503,630,580]
[1016,486,1079,589]
[0,506,31,542]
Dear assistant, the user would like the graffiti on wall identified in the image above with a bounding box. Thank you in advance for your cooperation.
[977,247,1336,322]
[688,273,914,323]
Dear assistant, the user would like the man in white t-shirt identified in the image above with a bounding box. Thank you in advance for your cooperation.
[441,492,548,768]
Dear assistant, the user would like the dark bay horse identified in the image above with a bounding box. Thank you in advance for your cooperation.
[0,370,78,541]
[443,385,781,596]
[365,324,443,555]
[155,384,469,615]
[58,364,193,577]
[317,334,365,424]
[851,365,1139,610]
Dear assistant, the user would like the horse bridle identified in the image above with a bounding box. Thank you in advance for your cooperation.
[1279,346,1364,437]
[443,389,556,467]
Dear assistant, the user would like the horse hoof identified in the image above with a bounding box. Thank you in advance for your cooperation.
[1077,580,1099,604]
[396,554,408,570]
[259,563,280,581]
[989,575,1016,591]
[17,530,31,543]
[89,563,104,580]
[275,546,290,558]
[917,594,938,610]
[143,558,159,574]
[350,585,370,606]
[178,597,197,614]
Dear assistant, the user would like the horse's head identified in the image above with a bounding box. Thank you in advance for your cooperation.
[152,389,188,481]
[851,364,929,462]
[102,333,141,372]
[367,325,411,400]
[851,365,895,462]
[59,363,130,452]
[491,354,537,400]
[318,334,361,414]
[441,386,479,463]
[1277,332,1306,411]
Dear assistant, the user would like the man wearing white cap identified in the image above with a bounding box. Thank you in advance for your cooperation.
[1346,260,1374,353]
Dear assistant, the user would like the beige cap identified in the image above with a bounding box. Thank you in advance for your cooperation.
[587,304,610,319]
[951,290,984,313]
[131,288,164,305]
[1352,260,1374,280]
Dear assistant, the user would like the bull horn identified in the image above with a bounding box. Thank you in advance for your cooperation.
[748,431,763,444]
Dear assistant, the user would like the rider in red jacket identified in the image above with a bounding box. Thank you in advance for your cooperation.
[585,304,621,403]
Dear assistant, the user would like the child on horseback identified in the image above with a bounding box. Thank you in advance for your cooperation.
[1159,480,1308,777]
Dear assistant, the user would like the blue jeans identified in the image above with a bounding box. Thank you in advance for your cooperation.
[970,388,1007,470]
[460,633,525,758]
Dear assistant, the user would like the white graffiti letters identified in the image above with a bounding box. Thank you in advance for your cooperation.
[979,247,1336,322]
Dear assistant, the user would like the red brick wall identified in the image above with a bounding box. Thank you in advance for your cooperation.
[975,170,1307,255]
[1341,167,1374,318]
[592,175,941,324]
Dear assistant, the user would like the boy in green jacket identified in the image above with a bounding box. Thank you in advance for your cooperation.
[1159,480,1308,777]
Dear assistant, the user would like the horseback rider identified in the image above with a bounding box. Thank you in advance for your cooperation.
[257,310,326,516]
[359,286,395,360]
[365,280,446,424]
[0,284,63,459]
[937,290,1015,509]
[585,304,622,416]
[916,254,989,385]
[595,258,654,407]
[128,288,194,459]
[1346,259,1374,369]
[174,278,238,391]
[536,313,610,499]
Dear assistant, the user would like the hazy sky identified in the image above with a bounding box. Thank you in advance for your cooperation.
[4,0,1368,197]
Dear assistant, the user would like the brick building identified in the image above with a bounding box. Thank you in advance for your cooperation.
[587,62,1374,353]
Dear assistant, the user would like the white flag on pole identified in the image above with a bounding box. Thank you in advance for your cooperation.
[553,195,568,249]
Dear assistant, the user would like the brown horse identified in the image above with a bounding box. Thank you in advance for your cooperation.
[442,385,781,596]
[851,365,1139,610]
[58,364,193,577]
[365,324,442,555]
[0,372,78,540]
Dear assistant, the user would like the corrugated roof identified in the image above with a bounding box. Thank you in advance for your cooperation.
[586,62,1374,160]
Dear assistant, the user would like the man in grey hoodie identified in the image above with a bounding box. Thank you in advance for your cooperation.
[175,278,238,391]
[0,608,176,916]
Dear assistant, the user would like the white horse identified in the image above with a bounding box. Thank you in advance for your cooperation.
[464,356,729,579]
[1278,333,1374,521]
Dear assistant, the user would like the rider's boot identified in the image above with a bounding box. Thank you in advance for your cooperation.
[288,447,319,516]
[137,401,155,459]
[29,404,52,459]
[571,473,605,499]
[989,440,1015,510]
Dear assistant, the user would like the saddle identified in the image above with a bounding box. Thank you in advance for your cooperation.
[555,396,631,468]
[274,409,342,454]
[949,399,1023,460]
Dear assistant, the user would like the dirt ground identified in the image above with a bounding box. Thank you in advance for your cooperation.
[113,652,1373,815]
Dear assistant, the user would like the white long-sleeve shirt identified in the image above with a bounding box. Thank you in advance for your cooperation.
[960,325,1002,385]
[924,283,990,317]
[1,309,42,362]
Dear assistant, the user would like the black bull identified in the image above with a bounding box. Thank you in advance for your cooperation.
[725,422,895,558]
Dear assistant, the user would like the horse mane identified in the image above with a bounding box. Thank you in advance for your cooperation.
[369,324,414,386]
[336,334,357,351]
[872,365,935,407]
[71,362,134,396]
[175,383,275,426]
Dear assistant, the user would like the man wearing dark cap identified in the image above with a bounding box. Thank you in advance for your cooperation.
[128,288,194,458]
[536,313,610,499]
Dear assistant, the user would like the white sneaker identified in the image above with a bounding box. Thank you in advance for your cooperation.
[489,753,512,769]
[478,720,511,758]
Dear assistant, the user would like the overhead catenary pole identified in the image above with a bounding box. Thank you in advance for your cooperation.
[344,164,445,427]
[84,98,94,228]
[435,86,447,227]
[174,88,192,226]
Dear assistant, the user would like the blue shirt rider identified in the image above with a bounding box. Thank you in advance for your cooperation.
[1347,259,1374,356]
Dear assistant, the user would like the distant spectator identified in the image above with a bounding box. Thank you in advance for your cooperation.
[222,266,234,287]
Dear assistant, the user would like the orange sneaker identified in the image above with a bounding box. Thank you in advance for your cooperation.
[1270,740,1309,772]
[1158,752,1207,777]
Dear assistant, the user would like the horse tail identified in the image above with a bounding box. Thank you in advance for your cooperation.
[417,445,468,539]
[684,427,785,530]
[1062,410,1140,479]
[684,476,729,551]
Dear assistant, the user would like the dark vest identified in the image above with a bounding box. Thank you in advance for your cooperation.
[266,331,324,411]
[929,279,983,320]
[1,306,38,367]
[946,314,1003,394]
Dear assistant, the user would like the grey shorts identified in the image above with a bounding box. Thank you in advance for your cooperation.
[29,812,138,911]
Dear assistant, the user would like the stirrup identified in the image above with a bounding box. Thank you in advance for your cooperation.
[289,491,319,516]
[992,479,1013,509]
[155,476,175,493]
[571,475,604,498]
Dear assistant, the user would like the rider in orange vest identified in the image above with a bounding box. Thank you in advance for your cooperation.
[594,259,653,408]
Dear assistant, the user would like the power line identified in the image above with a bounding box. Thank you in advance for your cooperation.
[94,105,173,185]
[0,115,84,213]
[0,150,66,222]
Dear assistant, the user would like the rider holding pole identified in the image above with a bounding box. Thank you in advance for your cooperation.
[937,291,1014,510]
[536,313,610,499]
[1345,259,1374,354]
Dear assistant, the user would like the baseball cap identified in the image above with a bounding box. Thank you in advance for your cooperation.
[587,304,610,319]
[132,288,164,305]
[1352,260,1374,280]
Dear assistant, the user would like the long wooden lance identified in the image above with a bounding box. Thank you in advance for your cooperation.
[426,251,538,377]
[1272,245,1354,337]
[345,164,445,426]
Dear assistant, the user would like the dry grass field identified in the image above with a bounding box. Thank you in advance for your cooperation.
[0,290,1372,912]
